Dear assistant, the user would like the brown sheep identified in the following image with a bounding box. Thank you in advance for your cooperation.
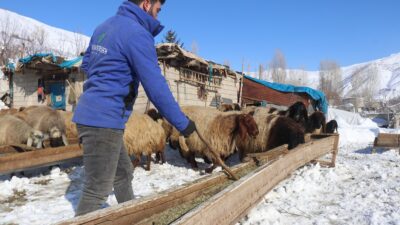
[236,109,305,161]
[16,106,68,147]
[124,113,166,171]
[0,115,45,148]
[0,108,19,116]
[179,106,259,173]
[57,110,78,139]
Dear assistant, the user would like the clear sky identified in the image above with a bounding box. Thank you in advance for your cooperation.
[1,0,400,71]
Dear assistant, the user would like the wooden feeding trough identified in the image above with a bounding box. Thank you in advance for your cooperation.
[0,138,82,174]
[373,133,400,154]
[58,134,339,225]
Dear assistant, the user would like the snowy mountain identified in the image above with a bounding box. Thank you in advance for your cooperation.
[0,8,90,59]
[249,53,400,102]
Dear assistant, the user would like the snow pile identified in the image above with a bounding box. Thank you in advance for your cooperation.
[240,109,400,225]
[0,150,204,225]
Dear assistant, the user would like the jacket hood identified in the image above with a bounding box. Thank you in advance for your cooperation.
[117,1,164,37]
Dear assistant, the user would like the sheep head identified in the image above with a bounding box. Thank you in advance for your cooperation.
[237,113,259,141]
[49,126,69,147]
[27,130,45,148]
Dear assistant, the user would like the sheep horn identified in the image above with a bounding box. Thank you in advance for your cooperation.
[62,134,69,146]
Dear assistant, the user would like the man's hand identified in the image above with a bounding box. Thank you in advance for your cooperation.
[181,119,196,138]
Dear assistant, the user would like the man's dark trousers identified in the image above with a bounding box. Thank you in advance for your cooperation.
[75,125,134,216]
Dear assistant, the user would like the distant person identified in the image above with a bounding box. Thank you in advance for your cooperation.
[72,0,196,216]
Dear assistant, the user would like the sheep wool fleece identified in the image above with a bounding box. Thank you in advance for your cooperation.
[72,1,189,131]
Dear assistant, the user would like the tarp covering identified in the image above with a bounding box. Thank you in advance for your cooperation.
[19,53,57,64]
[58,56,83,69]
[244,75,329,114]
[6,63,15,72]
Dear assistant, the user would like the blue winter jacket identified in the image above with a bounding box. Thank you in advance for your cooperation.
[72,1,189,131]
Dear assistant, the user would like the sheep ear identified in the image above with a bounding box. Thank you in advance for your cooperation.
[62,134,69,146]
[27,136,33,147]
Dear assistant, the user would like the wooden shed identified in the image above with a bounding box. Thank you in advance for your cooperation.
[7,53,84,111]
[133,43,240,112]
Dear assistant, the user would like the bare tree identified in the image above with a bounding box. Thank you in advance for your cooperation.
[0,15,20,65]
[258,64,265,80]
[223,60,231,68]
[351,63,380,103]
[319,60,343,104]
[55,33,68,57]
[191,40,199,55]
[270,49,287,83]
[74,31,87,56]
[287,68,308,86]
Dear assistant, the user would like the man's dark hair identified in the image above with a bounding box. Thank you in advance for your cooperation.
[129,0,165,5]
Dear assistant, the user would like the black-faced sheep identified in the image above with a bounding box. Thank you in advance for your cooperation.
[16,106,68,147]
[0,115,44,148]
[179,106,259,173]
[305,111,326,134]
[325,119,338,134]
[124,113,166,171]
[279,101,309,124]
[236,109,305,161]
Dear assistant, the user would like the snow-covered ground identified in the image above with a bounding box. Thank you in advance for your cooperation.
[240,109,400,225]
[0,108,399,225]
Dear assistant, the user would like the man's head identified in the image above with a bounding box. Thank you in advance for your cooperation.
[129,0,165,19]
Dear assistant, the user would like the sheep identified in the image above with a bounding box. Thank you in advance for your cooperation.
[146,108,163,122]
[279,101,309,124]
[124,112,166,171]
[15,106,68,147]
[0,115,44,148]
[0,108,19,116]
[236,109,305,161]
[218,103,241,112]
[179,106,259,173]
[326,119,338,134]
[57,110,78,139]
[305,111,326,134]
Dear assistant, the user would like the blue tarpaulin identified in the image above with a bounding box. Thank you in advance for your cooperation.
[19,53,57,64]
[18,53,82,69]
[58,56,83,69]
[244,75,328,114]
[6,63,15,72]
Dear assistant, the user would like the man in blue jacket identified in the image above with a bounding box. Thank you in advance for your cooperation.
[73,0,196,216]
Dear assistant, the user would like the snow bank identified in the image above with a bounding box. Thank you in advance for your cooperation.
[240,109,400,225]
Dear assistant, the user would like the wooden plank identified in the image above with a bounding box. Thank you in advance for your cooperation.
[374,133,400,148]
[0,144,82,174]
[173,135,337,225]
[57,161,255,225]
[244,144,289,162]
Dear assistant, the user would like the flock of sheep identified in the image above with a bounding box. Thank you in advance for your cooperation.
[0,106,70,148]
[0,102,338,173]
